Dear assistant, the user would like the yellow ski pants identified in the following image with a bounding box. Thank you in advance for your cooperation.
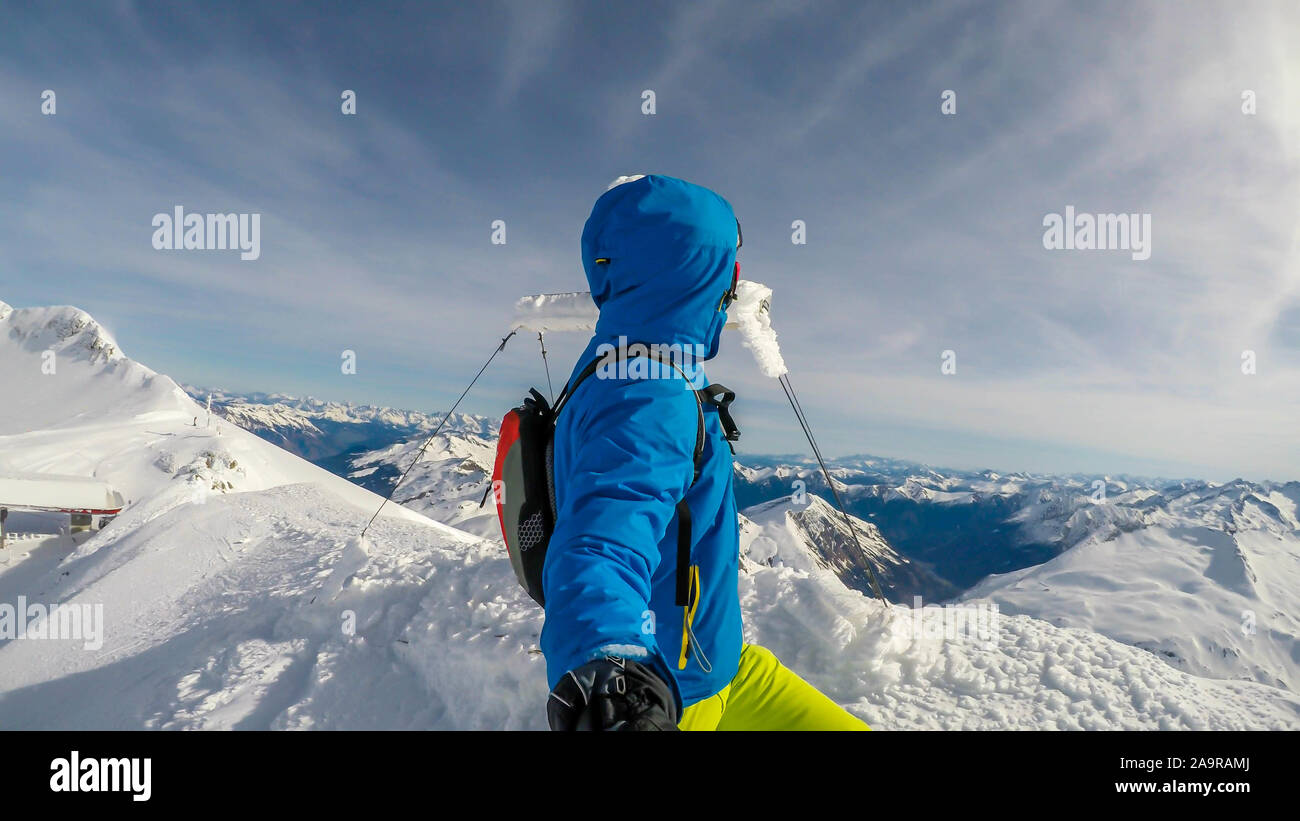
[678,644,870,731]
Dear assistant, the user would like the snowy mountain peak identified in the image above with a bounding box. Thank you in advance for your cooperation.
[0,300,195,434]
[2,303,124,366]
[740,494,956,603]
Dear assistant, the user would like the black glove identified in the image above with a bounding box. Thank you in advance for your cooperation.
[547,655,679,731]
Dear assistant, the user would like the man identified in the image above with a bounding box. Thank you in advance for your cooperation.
[541,174,869,731]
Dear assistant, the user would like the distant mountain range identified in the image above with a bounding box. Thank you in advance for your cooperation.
[183,386,491,479]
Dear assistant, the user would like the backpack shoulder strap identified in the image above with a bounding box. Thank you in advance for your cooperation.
[553,346,706,482]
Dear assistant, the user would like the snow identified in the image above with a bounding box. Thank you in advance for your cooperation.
[510,291,599,333]
[739,495,955,602]
[965,522,1300,692]
[510,280,787,377]
[1,299,1297,730]
[728,279,786,377]
[0,473,126,513]
[192,387,489,438]
[0,301,527,729]
[348,430,502,540]
[743,558,1298,729]
[605,174,646,190]
[0,482,545,729]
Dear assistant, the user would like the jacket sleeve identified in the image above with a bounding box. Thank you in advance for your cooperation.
[539,367,697,697]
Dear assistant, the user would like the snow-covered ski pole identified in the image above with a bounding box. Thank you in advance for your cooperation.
[359,330,517,540]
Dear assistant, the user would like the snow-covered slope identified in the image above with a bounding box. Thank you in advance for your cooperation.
[3,300,1296,730]
[0,482,548,729]
[348,430,501,540]
[0,301,543,729]
[965,483,1300,692]
[0,305,430,519]
[739,551,1297,729]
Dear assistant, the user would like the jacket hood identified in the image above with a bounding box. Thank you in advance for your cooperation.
[581,175,738,360]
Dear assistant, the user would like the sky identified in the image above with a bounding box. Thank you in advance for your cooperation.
[1,0,1298,481]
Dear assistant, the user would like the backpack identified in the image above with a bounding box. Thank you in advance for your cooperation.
[492,347,738,607]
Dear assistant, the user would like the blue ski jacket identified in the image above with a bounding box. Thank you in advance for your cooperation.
[540,175,743,710]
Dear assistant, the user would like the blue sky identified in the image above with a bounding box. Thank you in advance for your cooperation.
[2,0,1298,480]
